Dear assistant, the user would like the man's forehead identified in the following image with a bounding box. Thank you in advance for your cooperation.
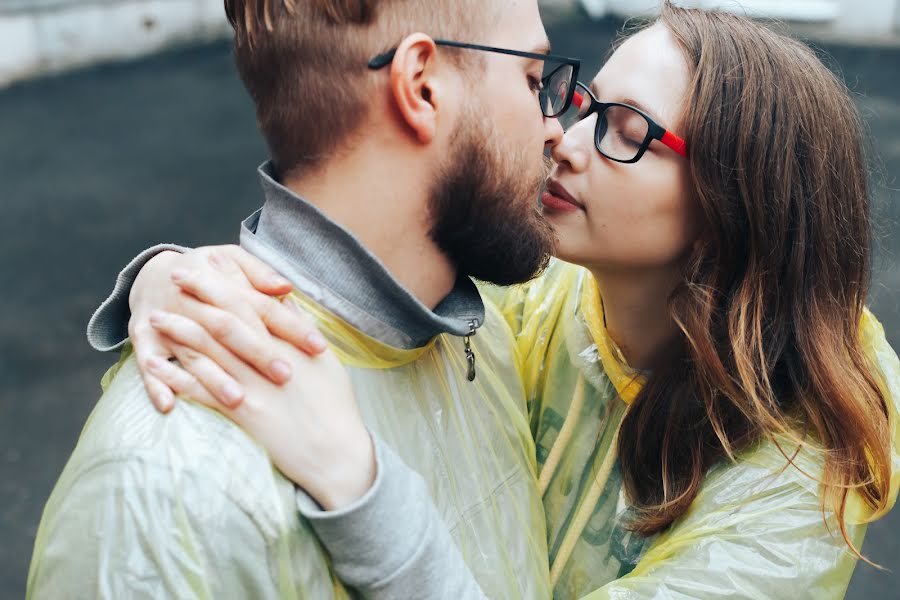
[487,0,548,51]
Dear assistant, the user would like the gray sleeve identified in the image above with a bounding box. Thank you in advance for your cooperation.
[86,244,189,352]
[296,436,489,600]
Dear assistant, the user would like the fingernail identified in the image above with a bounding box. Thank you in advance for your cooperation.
[269,274,290,288]
[171,269,189,283]
[148,310,167,327]
[208,252,225,269]
[307,331,328,354]
[146,356,163,371]
[158,387,174,412]
[223,382,244,404]
[270,359,292,382]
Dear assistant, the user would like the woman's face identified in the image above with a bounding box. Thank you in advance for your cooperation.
[543,25,702,272]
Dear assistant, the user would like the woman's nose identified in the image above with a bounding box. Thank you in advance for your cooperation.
[551,114,594,173]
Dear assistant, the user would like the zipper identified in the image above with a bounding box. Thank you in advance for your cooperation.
[463,318,479,382]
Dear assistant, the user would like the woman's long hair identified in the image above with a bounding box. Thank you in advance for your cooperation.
[617,2,891,555]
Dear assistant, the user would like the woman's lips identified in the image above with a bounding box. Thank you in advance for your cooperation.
[541,180,583,213]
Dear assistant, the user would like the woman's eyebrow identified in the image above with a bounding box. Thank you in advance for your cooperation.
[589,81,671,130]
[621,97,669,129]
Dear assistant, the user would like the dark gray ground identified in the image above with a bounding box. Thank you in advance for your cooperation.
[1,10,898,600]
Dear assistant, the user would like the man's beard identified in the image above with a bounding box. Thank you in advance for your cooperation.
[428,112,555,287]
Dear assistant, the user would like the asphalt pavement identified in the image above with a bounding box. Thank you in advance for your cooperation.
[1,11,898,599]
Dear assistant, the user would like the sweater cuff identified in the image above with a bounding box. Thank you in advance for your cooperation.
[86,243,188,352]
[295,436,487,599]
[295,436,431,588]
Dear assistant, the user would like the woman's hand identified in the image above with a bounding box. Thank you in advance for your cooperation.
[143,278,375,510]
[127,245,328,413]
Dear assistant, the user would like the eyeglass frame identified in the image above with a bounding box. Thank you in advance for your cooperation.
[368,39,582,119]
[570,82,688,163]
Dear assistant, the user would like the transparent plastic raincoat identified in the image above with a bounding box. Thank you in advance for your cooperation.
[27,291,551,599]
[487,259,900,600]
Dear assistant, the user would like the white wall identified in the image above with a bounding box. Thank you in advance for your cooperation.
[0,0,229,88]
[575,0,900,32]
[833,0,897,35]
[598,0,839,21]
[3,0,897,88]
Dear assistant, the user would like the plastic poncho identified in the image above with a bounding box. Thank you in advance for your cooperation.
[488,259,900,600]
[27,291,551,600]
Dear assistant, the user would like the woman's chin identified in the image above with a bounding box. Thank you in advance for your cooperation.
[549,239,593,268]
[543,219,587,263]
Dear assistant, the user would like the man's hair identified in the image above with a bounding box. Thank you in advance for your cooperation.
[224,0,500,178]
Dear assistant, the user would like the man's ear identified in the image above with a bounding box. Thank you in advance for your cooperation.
[389,34,444,144]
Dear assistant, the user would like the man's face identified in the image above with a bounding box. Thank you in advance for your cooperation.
[428,0,562,286]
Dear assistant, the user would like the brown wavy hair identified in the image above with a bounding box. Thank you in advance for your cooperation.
[617,3,891,555]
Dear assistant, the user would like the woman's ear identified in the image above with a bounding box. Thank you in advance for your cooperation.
[388,33,442,144]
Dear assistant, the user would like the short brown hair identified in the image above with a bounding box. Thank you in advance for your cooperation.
[225,0,500,178]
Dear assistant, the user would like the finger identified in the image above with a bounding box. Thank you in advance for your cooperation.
[215,245,293,296]
[170,267,267,333]
[172,297,299,383]
[172,269,327,358]
[148,310,248,408]
[129,321,176,413]
[145,373,176,413]
[256,296,329,357]
[144,355,223,411]
[165,341,247,416]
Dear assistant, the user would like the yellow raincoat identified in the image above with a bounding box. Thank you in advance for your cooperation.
[27,292,551,599]
[489,259,900,600]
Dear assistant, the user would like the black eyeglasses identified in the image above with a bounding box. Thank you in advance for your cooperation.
[560,81,688,163]
[368,39,581,119]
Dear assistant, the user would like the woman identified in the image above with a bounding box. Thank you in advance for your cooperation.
[95,3,900,598]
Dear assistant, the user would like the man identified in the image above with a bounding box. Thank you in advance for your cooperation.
[27,0,578,597]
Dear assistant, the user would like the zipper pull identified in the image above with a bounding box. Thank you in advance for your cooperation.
[463,319,479,382]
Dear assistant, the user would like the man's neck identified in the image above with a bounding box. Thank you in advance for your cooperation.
[284,152,456,310]
[588,264,682,371]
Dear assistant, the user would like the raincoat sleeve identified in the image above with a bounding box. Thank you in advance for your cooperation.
[27,449,282,599]
[86,243,188,352]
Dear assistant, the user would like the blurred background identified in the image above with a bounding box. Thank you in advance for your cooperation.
[1,0,897,598]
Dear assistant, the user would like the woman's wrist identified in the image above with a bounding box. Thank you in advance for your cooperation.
[128,250,181,314]
[302,424,377,511]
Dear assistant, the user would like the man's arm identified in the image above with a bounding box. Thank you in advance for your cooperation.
[27,458,285,599]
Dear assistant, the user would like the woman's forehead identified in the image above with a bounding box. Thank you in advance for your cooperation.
[591,25,690,128]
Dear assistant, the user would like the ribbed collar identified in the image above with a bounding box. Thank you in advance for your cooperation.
[238,162,485,349]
